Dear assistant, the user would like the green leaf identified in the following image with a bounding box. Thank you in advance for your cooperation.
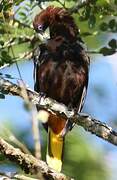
[88,15,96,28]
[14,0,24,6]
[1,51,7,57]
[1,90,9,95]
[3,3,12,11]
[85,6,91,19]
[81,32,92,37]
[115,0,117,5]
[100,22,108,31]
[0,40,4,46]
[79,16,86,21]
[19,12,27,17]
[100,47,116,56]
[0,93,5,99]
[108,39,117,49]
[0,29,5,34]
[1,51,12,63]
[109,19,116,29]
[0,4,3,12]
[5,74,13,79]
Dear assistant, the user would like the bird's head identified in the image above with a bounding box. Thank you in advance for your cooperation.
[33,6,79,41]
[33,6,67,33]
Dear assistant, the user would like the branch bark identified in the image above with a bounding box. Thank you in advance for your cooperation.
[0,77,117,146]
[0,137,71,180]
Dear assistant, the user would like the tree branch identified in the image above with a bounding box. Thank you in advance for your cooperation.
[0,137,71,180]
[0,77,117,146]
[0,172,38,180]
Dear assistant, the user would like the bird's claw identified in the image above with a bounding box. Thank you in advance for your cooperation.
[38,92,46,104]
[60,119,74,137]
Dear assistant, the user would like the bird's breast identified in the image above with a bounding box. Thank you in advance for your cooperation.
[37,59,87,108]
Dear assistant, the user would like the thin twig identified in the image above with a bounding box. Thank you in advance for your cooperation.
[0,36,34,51]
[31,107,42,160]
[31,107,44,180]
[1,11,23,81]
[0,54,32,70]
[19,81,42,178]
[56,0,67,9]
[86,50,117,54]
[0,126,31,155]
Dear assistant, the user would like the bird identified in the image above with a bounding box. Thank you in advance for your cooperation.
[33,6,90,172]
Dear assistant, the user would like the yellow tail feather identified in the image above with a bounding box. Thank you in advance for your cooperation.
[46,128,64,172]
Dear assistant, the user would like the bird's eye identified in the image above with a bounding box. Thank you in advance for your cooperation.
[38,25,43,31]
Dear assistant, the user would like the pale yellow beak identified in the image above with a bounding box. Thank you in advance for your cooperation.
[38,27,50,43]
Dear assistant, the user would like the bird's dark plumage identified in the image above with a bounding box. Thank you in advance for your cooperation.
[33,6,90,172]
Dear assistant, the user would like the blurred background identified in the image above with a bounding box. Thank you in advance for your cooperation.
[0,0,117,179]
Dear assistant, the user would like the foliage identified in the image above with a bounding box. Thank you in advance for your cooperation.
[0,0,36,67]
[63,128,108,180]
[0,0,116,68]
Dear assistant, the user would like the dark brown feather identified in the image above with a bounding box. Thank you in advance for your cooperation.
[33,7,90,171]
[33,6,90,134]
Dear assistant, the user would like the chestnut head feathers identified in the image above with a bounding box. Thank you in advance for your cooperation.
[33,6,79,41]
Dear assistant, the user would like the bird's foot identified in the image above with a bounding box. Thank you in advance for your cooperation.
[60,119,74,137]
[36,92,46,110]
[39,92,46,103]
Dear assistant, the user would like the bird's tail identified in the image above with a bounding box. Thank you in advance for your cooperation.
[46,127,64,172]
